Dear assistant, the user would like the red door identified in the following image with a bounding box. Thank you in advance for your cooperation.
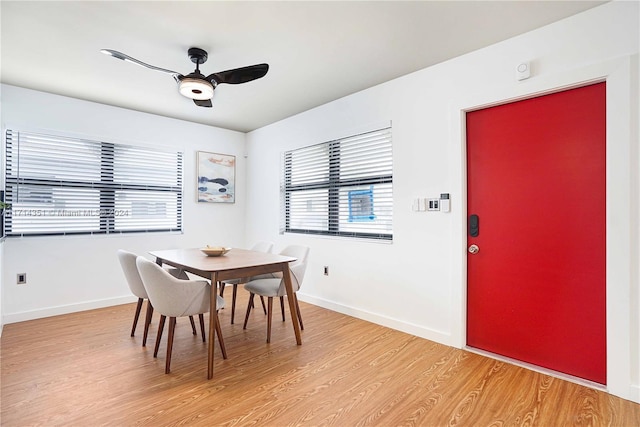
[466,82,606,384]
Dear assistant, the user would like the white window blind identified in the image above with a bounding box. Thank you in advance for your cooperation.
[4,129,182,237]
[282,127,392,240]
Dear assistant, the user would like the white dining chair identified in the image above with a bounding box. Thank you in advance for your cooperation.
[243,245,310,343]
[117,250,201,346]
[136,256,227,374]
[219,241,273,324]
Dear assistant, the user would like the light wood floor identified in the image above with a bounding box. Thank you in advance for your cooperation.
[2,290,639,426]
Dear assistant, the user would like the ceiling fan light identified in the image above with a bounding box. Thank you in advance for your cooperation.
[179,78,214,100]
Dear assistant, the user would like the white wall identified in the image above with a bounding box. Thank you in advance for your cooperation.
[0,241,3,335]
[245,1,639,402]
[0,84,247,323]
[1,82,5,335]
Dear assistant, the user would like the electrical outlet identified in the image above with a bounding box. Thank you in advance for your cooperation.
[323,266,329,276]
[17,273,26,285]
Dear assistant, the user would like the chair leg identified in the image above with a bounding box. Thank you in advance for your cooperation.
[199,313,206,343]
[266,297,273,343]
[154,315,166,358]
[131,298,144,337]
[293,293,304,331]
[165,317,176,374]
[246,294,264,313]
[231,283,238,324]
[189,315,197,335]
[243,293,255,329]
[279,296,285,322]
[219,281,225,297]
[142,300,154,347]
[214,312,228,359]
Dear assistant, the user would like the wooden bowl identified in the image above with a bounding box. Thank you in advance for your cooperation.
[200,246,231,257]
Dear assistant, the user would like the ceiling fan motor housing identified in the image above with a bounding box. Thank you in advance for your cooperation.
[179,48,213,100]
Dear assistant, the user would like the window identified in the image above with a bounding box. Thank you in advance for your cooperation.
[4,129,182,237]
[282,127,392,240]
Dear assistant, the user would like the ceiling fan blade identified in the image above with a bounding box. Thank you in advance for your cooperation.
[193,99,212,108]
[207,63,269,85]
[101,49,182,81]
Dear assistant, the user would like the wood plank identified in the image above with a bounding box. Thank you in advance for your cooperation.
[1,291,639,426]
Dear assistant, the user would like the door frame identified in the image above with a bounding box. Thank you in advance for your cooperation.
[448,56,637,402]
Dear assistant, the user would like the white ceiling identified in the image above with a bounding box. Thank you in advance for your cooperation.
[1,1,606,133]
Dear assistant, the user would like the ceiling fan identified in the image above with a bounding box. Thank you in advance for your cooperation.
[101,47,268,108]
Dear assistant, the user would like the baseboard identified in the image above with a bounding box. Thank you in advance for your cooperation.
[297,292,453,346]
[629,384,640,404]
[3,295,138,324]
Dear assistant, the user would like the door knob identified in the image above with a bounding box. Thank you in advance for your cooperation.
[468,244,479,254]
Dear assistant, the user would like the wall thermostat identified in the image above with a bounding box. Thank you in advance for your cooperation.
[440,193,450,212]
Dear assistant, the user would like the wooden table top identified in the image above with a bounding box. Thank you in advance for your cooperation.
[149,247,296,281]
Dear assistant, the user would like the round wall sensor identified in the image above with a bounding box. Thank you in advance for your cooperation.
[516,61,531,81]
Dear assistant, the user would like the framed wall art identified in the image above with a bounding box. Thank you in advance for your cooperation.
[197,151,235,203]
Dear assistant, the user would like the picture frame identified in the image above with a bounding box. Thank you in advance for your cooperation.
[197,151,235,203]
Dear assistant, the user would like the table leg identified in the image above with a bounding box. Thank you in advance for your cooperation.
[208,271,219,379]
[281,264,302,345]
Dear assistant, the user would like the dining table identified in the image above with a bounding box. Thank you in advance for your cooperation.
[149,247,300,379]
